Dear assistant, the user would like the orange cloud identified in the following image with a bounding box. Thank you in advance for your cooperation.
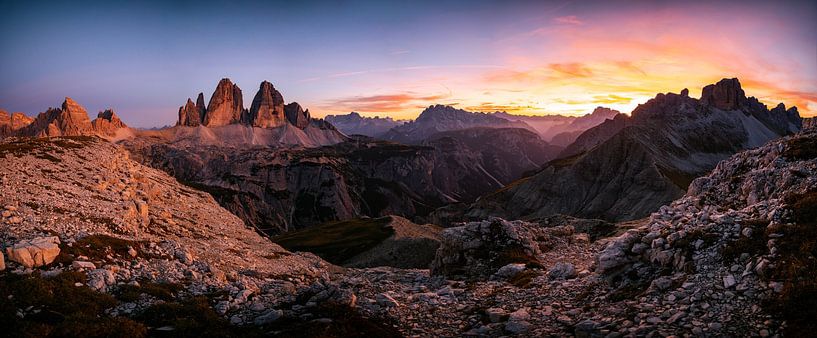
[549,63,594,78]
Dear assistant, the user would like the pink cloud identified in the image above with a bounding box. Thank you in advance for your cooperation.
[554,15,583,25]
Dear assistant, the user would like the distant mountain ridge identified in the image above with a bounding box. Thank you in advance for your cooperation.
[381,105,535,144]
[324,112,405,137]
[441,78,802,224]
[492,107,621,143]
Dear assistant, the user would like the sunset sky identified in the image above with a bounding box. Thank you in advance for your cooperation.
[1,0,815,127]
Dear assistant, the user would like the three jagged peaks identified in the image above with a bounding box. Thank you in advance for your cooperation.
[177,78,311,129]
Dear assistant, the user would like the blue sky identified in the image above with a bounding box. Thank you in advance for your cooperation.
[1,0,815,127]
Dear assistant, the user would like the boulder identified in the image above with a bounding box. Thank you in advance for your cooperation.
[6,236,61,268]
[92,109,128,136]
[430,218,542,281]
[548,262,577,280]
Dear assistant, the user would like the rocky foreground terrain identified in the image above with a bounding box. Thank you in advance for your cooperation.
[1,120,814,337]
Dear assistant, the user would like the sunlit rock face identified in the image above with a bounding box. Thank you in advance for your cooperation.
[246,81,286,128]
[177,98,202,127]
[203,78,244,127]
[0,110,34,138]
[91,109,127,136]
[18,97,94,137]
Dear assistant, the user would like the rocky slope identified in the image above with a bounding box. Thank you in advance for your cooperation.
[326,126,816,337]
[0,136,403,336]
[451,78,802,224]
[324,112,404,137]
[381,105,534,144]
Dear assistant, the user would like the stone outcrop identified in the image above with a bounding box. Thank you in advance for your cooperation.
[0,110,34,138]
[203,78,244,127]
[429,218,543,280]
[246,81,286,128]
[284,102,310,129]
[19,97,95,137]
[178,98,203,126]
[5,236,61,268]
[700,78,749,111]
[91,109,127,136]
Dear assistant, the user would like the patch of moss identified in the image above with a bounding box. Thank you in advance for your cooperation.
[273,217,393,265]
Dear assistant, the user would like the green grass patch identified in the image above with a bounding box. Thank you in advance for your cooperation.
[273,217,394,265]
[116,281,184,302]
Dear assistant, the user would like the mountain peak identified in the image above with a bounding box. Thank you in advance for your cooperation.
[203,78,244,126]
[247,80,286,128]
[700,78,748,111]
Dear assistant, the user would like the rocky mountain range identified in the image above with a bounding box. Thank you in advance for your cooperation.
[167,79,345,147]
[0,97,132,140]
[324,112,405,137]
[493,106,621,143]
[381,105,535,144]
[448,78,802,224]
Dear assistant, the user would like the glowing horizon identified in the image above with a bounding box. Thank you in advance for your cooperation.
[1,0,815,127]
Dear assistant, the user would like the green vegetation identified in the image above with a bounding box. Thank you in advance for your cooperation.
[273,217,393,265]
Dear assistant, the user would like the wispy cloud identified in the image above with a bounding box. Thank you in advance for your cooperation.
[554,15,583,25]
[322,92,451,112]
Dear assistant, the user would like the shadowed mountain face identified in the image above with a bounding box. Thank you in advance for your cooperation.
[443,78,802,224]
[324,112,404,137]
[493,106,621,144]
